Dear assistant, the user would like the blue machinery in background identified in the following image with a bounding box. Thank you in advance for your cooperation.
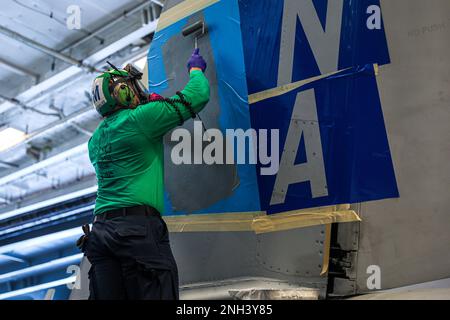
[0,196,93,299]
[0,0,397,299]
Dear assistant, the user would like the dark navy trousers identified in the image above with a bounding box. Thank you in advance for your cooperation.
[84,213,179,300]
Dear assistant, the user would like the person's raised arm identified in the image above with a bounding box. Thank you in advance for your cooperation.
[131,48,210,140]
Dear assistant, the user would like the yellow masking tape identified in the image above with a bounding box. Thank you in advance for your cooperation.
[248,69,349,105]
[248,64,380,104]
[320,224,332,276]
[164,211,263,233]
[374,63,379,76]
[163,205,361,234]
[251,210,360,234]
[156,0,220,32]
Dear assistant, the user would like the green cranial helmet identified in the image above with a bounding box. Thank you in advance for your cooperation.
[91,68,135,117]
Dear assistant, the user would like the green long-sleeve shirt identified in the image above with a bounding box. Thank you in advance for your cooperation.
[88,70,210,215]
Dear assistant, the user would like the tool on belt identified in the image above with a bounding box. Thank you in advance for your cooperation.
[76,224,91,252]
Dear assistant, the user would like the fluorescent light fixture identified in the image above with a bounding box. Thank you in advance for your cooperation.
[0,253,83,283]
[0,185,97,222]
[0,276,77,300]
[0,226,84,255]
[0,127,27,152]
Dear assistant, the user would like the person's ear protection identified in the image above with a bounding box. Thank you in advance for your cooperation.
[111,81,135,107]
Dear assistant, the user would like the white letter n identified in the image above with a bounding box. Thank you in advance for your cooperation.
[278,0,344,86]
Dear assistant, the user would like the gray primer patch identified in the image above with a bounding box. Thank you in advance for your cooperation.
[160,13,239,213]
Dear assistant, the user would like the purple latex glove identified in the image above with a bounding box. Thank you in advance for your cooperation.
[187,48,207,72]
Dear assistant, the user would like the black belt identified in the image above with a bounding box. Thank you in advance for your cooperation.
[94,205,160,222]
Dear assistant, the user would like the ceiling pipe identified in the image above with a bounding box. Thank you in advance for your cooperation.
[0,25,98,73]
[0,93,60,117]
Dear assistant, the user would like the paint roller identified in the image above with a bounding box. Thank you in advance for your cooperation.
[182,20,207,49]
[182,20,211,141]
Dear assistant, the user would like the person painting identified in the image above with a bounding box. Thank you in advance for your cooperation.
[78,49,209,300]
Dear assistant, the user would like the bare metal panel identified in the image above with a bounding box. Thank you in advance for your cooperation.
[172,226,327,285]
[71,226,328,299]
[354,0,450,293]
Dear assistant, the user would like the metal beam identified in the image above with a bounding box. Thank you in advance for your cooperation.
[69,122,93,136]
[0,57,39,83]
[0,93,60,117]
[0,25,98,72]
[0,160,18,169]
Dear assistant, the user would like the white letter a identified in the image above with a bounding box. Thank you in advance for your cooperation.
[270,89,328,205]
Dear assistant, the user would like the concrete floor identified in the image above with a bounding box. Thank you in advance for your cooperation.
[350,278,450,300]
[351,288,450,300]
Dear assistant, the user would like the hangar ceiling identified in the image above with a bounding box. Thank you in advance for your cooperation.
[0,0,163,214]
[0,0,164,298]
